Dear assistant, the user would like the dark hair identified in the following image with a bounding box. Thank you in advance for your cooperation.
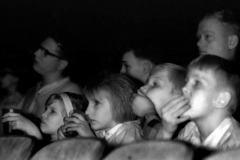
[150,63,186,95]
[203,9,240,40]
[84,73,137,123]
[45,92,88,116]
[188,55,240,113]
[122,45,163,65]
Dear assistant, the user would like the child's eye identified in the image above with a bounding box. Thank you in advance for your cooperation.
[193,80,201,88]
[94,100,100,105]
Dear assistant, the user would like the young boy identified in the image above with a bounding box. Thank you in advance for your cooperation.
[161,55,240,150]
[120,47,162,85]
[197,9,239,61]
[132,63,186,139]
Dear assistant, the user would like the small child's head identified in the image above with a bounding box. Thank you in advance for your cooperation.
[40,92,88,138]
[197,9,240,60]
[120,47,159,84]
[84,73,137,131]
[183,55,240,119]
[134,63,186,115]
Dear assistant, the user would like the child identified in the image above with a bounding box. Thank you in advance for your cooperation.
[161,55,240,150]
[58,73,142,146]
[120,46,162,85]
[2,92,88,142]
[197,9,239,61]
[132,63,187,139]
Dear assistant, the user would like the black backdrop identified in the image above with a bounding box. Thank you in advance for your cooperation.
[1,0,240,92]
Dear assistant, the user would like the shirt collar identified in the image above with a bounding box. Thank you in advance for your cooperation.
[203,117,232,148]
[37,77,70,95]
[103,123,123,140]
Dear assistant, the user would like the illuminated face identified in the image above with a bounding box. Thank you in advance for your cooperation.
[197,17,232,60]
[33,37,62,75]
[140,71,176,112]
[120,50,146,83]
[182,69,219,119]
[40,100,65,137]
[85,90,117,131]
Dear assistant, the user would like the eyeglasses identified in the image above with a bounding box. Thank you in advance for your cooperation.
[39,46,64,59]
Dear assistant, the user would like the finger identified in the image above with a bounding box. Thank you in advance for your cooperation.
[176,116,190,124]
[2,112,21,118]
[161,96,186,113]
[168,101,190,117]
[172,104,191,118]
[162,97,188,114]
[71,113,87,122]
[2,116,19,123]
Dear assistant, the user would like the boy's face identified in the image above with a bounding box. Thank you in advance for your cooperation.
[140,71,176,112]
[197,17,233,60]
[182,68,219,119]
[120,50,145,83]
[85,90,117,131]
[40,100,65,135]
[33,37,63,76]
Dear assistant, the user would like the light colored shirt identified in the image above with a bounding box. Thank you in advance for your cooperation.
[178,117,240,150]
[19,77,82,118]
[98,120,142,146]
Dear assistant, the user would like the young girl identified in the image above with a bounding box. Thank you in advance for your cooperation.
[58,74,142,145]
[2,92,88,142]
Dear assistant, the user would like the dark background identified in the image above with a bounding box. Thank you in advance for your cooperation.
[1,0,240,92]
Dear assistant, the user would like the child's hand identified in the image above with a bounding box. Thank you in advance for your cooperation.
[61,112,95,138]
[156,96,190,139]
[2,112,42,139]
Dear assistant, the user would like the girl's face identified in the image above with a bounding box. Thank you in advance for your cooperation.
[197,17,232,60]
[85,90,117,131]
[40,99,65,138]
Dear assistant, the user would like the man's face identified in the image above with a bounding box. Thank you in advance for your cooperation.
[197,17,232,60]
[182,69,219,119]
[33,37,62,75]
[120,50,145,83]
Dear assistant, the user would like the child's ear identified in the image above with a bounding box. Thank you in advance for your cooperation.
[58,60,68,70]
[214,91,231,109]
[228,34,238,49]
[142,60,152,74]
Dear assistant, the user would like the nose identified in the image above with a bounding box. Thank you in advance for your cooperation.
[85,104,92,117]
[120,66,126,73]
[41,111,47,119]
[197,36,204,48]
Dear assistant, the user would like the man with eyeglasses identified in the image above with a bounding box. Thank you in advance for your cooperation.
[17,36,82,120]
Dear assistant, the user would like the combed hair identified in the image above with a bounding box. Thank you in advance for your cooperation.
[188,55,240,113]
[45,92,88,116]
[84,73,137,123]
[203,10,240,38]
[150,63,187,95]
